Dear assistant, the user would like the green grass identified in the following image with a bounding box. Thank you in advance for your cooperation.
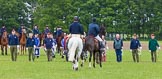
[0,47,162,79]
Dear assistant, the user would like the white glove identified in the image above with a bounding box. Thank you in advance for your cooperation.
[17,45,20,48]
[8,45,10,48]
[106,46,109,50]
[130,50,132,52]
[26,48,28,50]
[149,50,151,53]
[139,47,142,50]
[34,45,36,48]
[44,48,47,51]
[158,47,161,50]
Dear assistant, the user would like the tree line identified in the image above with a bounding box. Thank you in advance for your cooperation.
[0,0,162,39]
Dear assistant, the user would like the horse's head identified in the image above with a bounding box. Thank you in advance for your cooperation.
[22,29,26,34]
[99,26,106,36]
[2,31,8,38]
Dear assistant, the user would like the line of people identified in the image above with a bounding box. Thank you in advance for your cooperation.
[113,33,160,63]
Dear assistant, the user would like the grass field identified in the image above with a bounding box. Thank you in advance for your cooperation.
[0,41,162,79]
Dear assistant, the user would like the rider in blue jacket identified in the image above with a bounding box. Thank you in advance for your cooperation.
[88,18,105,50]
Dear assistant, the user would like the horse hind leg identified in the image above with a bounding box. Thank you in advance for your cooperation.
[99,51,102,68]
[1,45,4,55]
[80,52,84,67]
[5,45,7,55]
[93,51,96,68]
[89,51,92,68]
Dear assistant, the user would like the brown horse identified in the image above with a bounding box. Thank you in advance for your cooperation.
[1,31,8,55]
[20,29,26,55]
[56,32,64,57]
[40,32,45,46]
[81,26,106,68]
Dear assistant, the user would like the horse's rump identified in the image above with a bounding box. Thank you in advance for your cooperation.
[85,36,99,51]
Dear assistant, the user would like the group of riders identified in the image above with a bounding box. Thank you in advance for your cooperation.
[0,16,107,70]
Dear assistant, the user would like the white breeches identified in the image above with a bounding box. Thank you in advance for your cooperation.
[68,36,83,62]
[95,35,103,41]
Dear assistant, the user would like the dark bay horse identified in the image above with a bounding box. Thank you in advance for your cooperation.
[20,29,27,55]
[40,32,45,46]
[1,31,8,55]
[56,32,64,56]
[81,26,106,68]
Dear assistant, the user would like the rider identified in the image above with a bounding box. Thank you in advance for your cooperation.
[56,27,63,38]
[44,25,50,38]
[18,24,25,35]
[88,18,105,50]
[33,25,40,35]
[0,24,6,36]
[68,16,84,63]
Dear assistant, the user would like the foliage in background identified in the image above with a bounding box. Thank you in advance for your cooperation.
[0,0,162,37]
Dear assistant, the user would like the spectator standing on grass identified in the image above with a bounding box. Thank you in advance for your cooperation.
[44,33,54,61]
[113,34,123,62]
[8,29,19,61]
[148,34,160,62]
[130,34,142,62]
[26,33,36,61]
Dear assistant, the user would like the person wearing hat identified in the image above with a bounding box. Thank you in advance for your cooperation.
[68,16,84,70]
[44,33,54,61]
[33,25,40,35]
[8,29,19,61]
[56,27,63,38]
[149,34,160,62]
[88,18,105,50]
[0,24,6,36]
[130,34,142,62]
[26,33,36,61]
[18,24,25,35]
[44,25,50,38]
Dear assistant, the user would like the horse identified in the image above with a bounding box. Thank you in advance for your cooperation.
[40,32,45,46]
[68,34,83,70]
[56,32,64,57]
[20,29,27,55]
[1,31,8,55]
[81,26,106,68]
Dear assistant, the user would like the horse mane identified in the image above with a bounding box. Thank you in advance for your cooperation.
[99,26,106,36]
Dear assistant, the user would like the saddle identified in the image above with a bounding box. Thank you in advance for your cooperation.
[85,35,98,43]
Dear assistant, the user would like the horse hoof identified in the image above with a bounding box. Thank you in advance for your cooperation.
[75,67,78,71]
[93,65,96,68]
[80,64,83,67]
[62,55,64,59]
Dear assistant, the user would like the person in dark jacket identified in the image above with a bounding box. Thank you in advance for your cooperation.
[113,34,123,62]
[26,33,36,61]
[88,18,105,50]
[44,25,50,38]
[0,24,6,36]
[33,25,39,35]
[44,33,54,61]
[56,27,63,37]
[148,34,160,62]
[130,34,142,62]
[68,16,84,70]
[8,29,19,61]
